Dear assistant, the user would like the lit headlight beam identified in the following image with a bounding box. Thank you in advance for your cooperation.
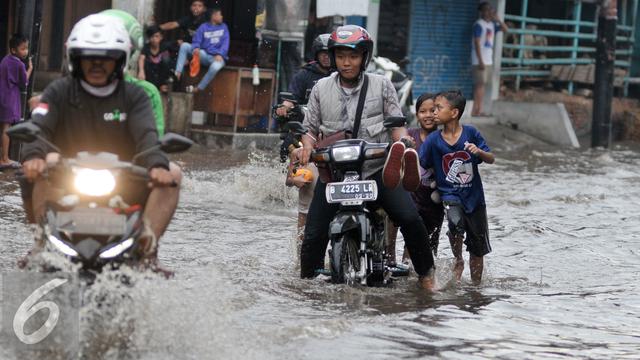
[332,146,361,162]
[99,238,134,259]
[48,235,79,257]
[73,168,116,197]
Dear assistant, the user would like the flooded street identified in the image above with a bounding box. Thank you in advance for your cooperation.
[1,142,639,359]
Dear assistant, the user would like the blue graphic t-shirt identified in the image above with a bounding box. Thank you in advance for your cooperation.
[419,125,490,213]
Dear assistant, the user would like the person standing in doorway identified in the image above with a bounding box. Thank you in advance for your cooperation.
[471,2,508,117]
[0,34,33,170]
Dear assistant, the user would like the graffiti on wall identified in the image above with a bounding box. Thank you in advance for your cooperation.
[411,54,450,91]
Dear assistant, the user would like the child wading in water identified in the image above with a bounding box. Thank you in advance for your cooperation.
[419,90,494,284]
[386,93,445,270]
[0,34,33,169]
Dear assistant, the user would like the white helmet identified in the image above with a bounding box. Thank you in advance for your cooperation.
[66,14,131,80]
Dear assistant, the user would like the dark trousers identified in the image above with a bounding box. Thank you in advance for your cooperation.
[300,172,435,278]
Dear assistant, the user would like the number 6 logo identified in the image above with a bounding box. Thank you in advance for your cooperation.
[12,278,68,345]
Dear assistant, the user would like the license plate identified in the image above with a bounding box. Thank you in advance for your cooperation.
[326,180,378,204]
[56,209,127,236]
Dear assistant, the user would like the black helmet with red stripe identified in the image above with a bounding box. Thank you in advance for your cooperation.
[328,25,374,72]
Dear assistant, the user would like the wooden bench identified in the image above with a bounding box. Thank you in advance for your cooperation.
[182,66,276,132]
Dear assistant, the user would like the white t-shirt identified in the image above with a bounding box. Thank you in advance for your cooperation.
[471,19,498,66]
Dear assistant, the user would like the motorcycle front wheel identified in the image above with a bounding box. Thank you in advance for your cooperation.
[330,234,360,285]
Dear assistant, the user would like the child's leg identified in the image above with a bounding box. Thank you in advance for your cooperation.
[445,203,466,281]
[197,58,225,91]
[465,206,491,285]
[418,200,444,257]
[296,212,307,259]
[469,255,483,285]
[175,42,193,79]
[472,66,486,116]
[1,123,10,163]
[473,83,485,116]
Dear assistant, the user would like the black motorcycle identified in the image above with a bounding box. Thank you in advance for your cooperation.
[273,92,305,162]
[289,117,406,286]
[8,122,192,278]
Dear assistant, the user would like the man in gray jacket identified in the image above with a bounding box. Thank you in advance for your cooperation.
[295,25,436,290]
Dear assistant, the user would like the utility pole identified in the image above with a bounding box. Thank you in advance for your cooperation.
[591,0,618,148]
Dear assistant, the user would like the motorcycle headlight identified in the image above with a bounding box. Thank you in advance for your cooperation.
[48,234,79,257]
[332,146,361,162]
[73,168,116,197]
[99,238,134,259]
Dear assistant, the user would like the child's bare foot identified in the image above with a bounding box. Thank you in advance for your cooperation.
[453,258,464,282]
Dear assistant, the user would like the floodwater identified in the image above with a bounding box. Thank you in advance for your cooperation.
[1,142,639,359]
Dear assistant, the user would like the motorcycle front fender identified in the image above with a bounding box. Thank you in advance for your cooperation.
[329,212,367,238]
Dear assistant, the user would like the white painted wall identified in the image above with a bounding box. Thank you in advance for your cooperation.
[111,0,155,25]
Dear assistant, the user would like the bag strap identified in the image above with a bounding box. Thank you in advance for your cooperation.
[352,74,369,138]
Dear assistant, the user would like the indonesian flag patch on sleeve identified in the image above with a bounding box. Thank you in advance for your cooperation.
[32,103,49,116]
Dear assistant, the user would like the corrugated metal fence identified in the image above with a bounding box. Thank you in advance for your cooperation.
[409,0,477,99]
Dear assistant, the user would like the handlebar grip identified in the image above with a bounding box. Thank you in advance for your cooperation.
[131,166,178,187]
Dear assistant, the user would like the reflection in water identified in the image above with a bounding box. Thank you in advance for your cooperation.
[1,144,640,359]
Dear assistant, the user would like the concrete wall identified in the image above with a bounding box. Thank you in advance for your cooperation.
[166,93,193,136]
[190,129,281,150]
[111,0,155,24]
[492,100,580,148]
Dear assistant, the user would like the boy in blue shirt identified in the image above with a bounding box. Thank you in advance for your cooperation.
[418,90,495,285]
[175,6,229,93]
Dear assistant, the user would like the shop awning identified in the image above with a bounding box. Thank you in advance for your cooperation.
[316,0,369,18]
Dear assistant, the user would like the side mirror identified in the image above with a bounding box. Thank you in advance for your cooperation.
[383,116,407,129]
[159,133,193,154]
[286,121,308,135]
[7,122,41,143]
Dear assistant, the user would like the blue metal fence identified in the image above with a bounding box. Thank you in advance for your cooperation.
[501,0,638,96]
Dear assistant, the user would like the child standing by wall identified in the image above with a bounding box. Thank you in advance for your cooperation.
[0,34,32,169]
[286,152,318,255]
[419,90,494,285]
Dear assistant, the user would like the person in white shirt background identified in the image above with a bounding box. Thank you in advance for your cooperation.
[471,2,508,117]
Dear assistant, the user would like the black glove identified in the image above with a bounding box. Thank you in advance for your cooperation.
[279,132,296,162]
[288,104,305,123]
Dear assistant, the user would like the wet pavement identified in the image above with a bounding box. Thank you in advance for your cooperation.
[1,141,639,359]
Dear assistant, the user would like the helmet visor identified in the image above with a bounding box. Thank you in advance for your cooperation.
[69,48,125,60]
